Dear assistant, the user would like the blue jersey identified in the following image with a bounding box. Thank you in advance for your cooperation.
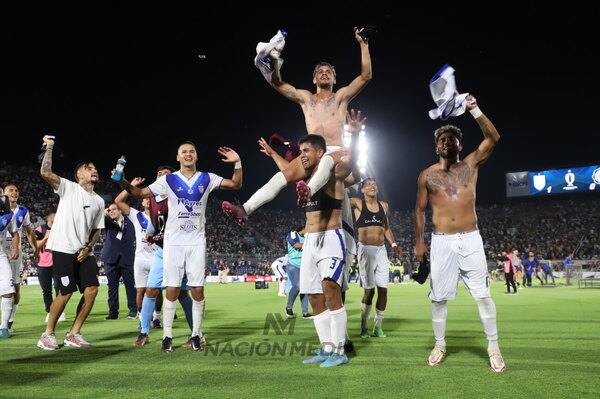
[286,231,304,267]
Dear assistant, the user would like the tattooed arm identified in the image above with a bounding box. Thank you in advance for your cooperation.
[270,65,311,105]
[40,135,61,190]
[464,95,500,167]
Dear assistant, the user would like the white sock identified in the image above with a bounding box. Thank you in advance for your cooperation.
[431,300,448,347]
[307,155,335,195]
[162,299,176,339]
[1,297,14,329]
[374,309,385,329]
[153,310,161,320]
[8,303,19,322]
[278,281,284,295]
[360,302,371,330]
[329,307,348,355]
[313,310,333,353]
[192,299,205,337]
[243,172,287,215]
[475,297,499,351]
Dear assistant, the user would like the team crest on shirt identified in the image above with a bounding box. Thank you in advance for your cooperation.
[18,216,23,223]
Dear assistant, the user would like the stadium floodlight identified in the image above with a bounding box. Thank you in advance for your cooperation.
[343,124,369,175]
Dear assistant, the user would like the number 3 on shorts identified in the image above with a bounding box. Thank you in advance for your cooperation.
[329,258,341,270]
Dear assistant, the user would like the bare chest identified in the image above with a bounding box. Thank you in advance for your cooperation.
[426,163,473,197]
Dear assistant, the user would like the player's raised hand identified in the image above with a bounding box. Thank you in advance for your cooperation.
[130,177,145,187]
[258,137,275,158]
[218,146,240,163]
[465,93,478,110]
[345,109,367,134]
[42,135,55,146]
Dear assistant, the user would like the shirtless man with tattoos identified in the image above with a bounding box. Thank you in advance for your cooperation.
[413,95,506,372]
[223,27,371,224]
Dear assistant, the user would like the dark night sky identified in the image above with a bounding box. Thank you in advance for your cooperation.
[2,3,598,210]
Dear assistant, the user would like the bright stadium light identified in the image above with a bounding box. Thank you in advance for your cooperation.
[343,124,369,175]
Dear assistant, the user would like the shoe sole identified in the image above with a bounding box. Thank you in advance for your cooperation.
[161,348,173,353]
[222,202,246,226]
[64,341,90,348]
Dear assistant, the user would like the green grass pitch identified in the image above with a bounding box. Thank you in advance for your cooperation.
[1,280,599,398]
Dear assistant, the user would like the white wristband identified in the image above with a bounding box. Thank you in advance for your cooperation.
[391,243,398,248]
[469,107,483,119]
[234,161,242,169]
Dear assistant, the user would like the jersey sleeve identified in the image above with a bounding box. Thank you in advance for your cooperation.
[208,172,224,192]
[148,175,168,196]
[126,207,139,226]
[93,197,106,229]
[55,177,74,197]
[22,208,31,227]
[287,231,299,246]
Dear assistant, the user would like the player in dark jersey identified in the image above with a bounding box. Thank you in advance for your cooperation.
[349,177,402,338]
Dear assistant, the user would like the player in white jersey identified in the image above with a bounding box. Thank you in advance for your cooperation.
[2,184,39,333]
[270,255,288,297]
[0,209,19,338]
[116,141,242,352]
[37,135,105,350]
[114,178,158,316]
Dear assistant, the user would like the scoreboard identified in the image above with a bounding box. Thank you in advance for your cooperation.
[506,165,600,197]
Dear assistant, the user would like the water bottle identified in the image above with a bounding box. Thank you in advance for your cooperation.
[112,155,126,181]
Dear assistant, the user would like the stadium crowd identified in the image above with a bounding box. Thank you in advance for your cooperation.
[2,163,599,278]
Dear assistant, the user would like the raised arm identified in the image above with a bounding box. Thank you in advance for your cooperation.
[336,109,367,180]
[336,28,372,104]
[217,147,242,190]
[114,173,154,198]
[114,177,145,216]
[463,95,501,167]
[414,169,429,261]
[40,135,61,191]
[270,56,311,105]
[258,137,290,171]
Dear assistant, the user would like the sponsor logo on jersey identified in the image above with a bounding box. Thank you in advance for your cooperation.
[180,219,198,232]
[365,215,382,224]
[177,198,201,212]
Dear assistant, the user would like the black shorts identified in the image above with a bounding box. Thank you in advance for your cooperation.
[52,251,99,295]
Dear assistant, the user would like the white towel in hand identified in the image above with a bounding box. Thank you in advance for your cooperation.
[254,30,287,83]
[428,64,471,120]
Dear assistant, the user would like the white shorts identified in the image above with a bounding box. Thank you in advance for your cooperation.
[162,242,206,287]
[271,264,287,280]
[429,230,490,301]
[300,229,346,294]
[341,251,354,292]
[133,256,153,288]
[9,256,23,285]
[0,253,15,296]
[358,243,389,289]
[325,145,341,155]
